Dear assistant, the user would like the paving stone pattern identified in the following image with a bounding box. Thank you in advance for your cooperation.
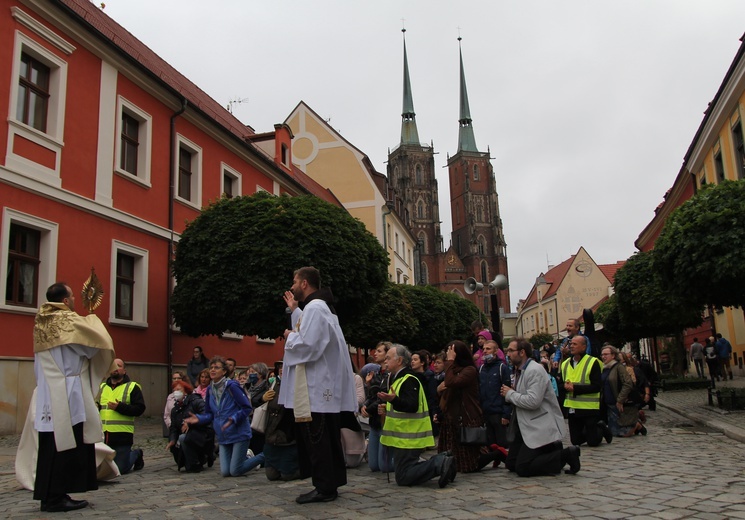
[1,380,744,519]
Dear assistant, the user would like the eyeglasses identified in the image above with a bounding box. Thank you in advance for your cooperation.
[505,348,518,353]
[209,365,225,370]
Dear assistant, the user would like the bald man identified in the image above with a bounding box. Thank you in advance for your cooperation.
[99,358,146,474]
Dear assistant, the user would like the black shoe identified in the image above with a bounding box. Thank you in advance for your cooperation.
[133,449,144,471]
[639,425,647,436]
[438,456,456,488]
[598,421,613,444]
[295,489,338,504]
[563,445,581,474]
[44,497,89,512]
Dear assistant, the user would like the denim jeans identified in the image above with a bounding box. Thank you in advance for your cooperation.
[218,439,265,477]
[112,444,139,475]
[367,427,393,472]
[606,406,632,437]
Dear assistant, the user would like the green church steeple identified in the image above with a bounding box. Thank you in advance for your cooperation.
[457,37,478,153]
[400,29,420,145]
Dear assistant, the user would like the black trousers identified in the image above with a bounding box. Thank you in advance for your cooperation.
[568,412,603,447]
[34,423,97,502]
[390,447,446,486]
[295,412,346,493]
[484,413,508,447]
[505,423,563,477]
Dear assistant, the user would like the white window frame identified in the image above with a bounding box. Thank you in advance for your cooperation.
[221,162,242,198]
[174,135,202,209]
[114,96,152,187]
[109,240,148,328]
[6,30,69,187]
[0,208,58,315]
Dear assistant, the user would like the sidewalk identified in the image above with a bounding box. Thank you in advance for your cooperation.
[654,374,745,443]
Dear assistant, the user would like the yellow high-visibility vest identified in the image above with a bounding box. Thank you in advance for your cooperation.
[561,355,600,410]
[99,381,140,433]
[380,374,435,449]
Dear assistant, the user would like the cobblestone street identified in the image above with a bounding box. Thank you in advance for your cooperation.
[1,382,744,519]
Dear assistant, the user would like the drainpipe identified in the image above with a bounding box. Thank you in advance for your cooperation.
[167,98,187,388]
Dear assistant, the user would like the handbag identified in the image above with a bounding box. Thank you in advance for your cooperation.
[457,405,488,446]
[459,424,488,446]
[250,381,275,434]
[251,403,269,434]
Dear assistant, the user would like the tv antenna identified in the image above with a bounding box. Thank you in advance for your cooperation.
[227,97,249,114]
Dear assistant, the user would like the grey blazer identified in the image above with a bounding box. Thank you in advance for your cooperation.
[505,359,566,449]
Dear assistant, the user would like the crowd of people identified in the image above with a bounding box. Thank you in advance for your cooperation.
[26,274,666,512]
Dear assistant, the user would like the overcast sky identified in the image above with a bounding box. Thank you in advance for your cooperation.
[103,1,745,311]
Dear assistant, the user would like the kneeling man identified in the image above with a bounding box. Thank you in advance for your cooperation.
[501,338,580,477]
[379,344,456,488]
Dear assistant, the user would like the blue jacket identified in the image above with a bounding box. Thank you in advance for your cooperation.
[479,359,512,419]
[716,338,732,359]
[197,379,253,445]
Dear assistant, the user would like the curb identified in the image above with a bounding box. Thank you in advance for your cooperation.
[657,401,745,444]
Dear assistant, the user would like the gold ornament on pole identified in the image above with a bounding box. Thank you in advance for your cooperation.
[81,267,104,313]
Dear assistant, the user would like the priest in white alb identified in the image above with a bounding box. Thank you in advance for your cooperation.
[281,267,356,504]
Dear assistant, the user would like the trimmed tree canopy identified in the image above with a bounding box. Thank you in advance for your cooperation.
[611,250,702,339]
[654,180,745,309]
[344,282,418,351]
[171,193,388,338]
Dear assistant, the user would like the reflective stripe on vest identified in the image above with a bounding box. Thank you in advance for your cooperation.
[380,373,435,449]
[99,381,139,433]
[561,355,600,410]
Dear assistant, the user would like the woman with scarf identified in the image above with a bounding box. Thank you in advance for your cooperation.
[193,369,210,399]
[600,346,644,437]
[184,356,264,476]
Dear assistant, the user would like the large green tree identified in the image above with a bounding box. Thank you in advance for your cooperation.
[344,282,418,351]
[344,282,481,352]
[171,192,388,337]
[608,250,702,340]
[529,332,555,351]
[397,285,481,351]
[654,179,745,309]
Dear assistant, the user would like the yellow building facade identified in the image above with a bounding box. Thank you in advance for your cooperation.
[516,247,620,339]
[637,37,745,363]
[285,102,416,284]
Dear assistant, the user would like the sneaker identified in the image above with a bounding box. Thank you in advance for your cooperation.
[246,448,254,458]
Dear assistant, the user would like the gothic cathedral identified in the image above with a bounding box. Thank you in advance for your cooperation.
[387,32,511,315]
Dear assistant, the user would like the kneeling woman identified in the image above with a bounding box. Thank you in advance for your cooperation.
[166,380,214,472]
[185,356,264,476]
[600,346,643,437]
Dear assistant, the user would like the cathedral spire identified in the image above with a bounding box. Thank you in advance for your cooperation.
[457,37,478,153]
[400,28,420,145]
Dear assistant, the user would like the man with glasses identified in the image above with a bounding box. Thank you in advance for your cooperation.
[500,338,580,477]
